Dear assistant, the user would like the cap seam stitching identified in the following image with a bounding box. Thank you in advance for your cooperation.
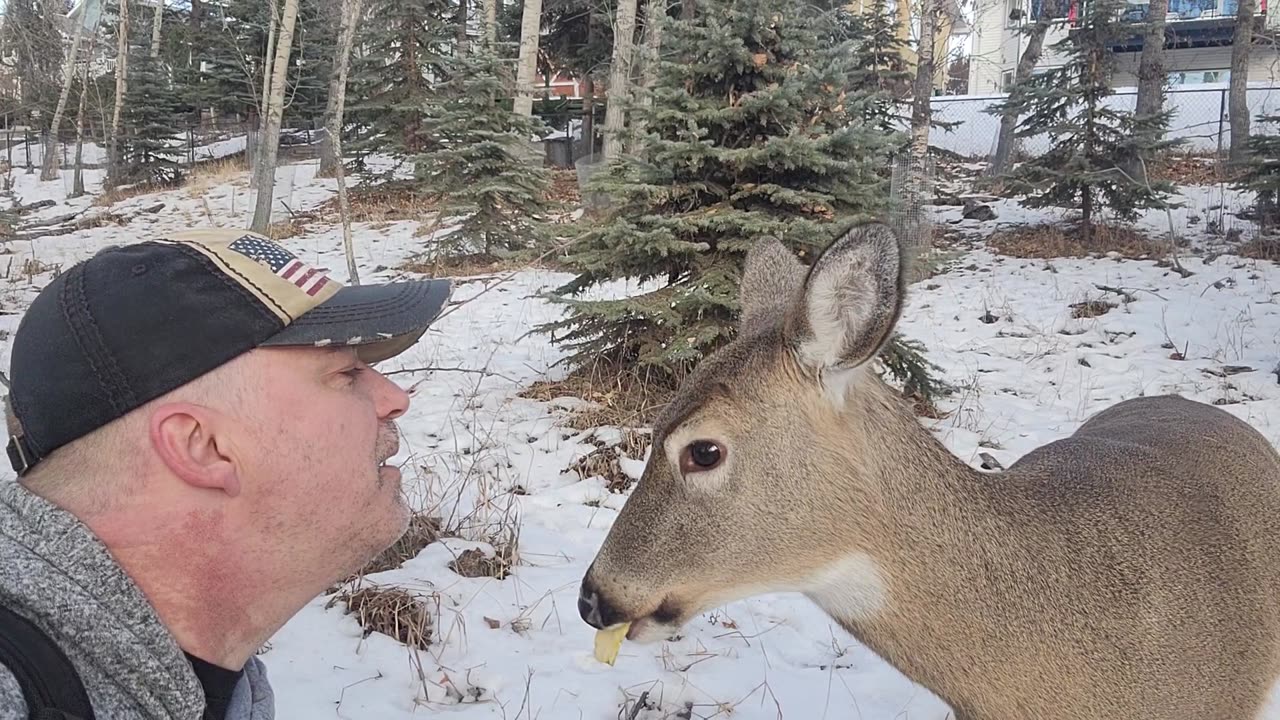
[171,241,290,324]
[61,261,136,422]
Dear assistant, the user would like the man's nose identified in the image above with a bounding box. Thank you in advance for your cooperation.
[578,573,625,629]
[371,367,410,420]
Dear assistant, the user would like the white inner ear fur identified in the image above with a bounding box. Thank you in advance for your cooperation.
[797,252,878,373]
[663,417,733,494]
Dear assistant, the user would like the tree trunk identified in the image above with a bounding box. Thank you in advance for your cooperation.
[513,0,544,116]
[582,76,595,157]
[1132,0,1169,180]
[484,0,497,45]
[332,0,364,284]
[602,0,638,161]
[150,0,164,58]
[318,0,362,177]
[250,0,301,233]
[108,0,129,188]
[251,2,279,189]
[71,40,91,198]
[39,14,85,181]
[1229,0,1254,167]
[455,0,469,56]
[910,0,938,160]
[635,0,665,127]
[989,0,1060,175]
[680,0,695,20]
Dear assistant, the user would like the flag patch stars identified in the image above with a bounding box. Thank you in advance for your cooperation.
[228,235,331,297]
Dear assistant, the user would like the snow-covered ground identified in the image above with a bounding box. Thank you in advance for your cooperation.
[2,159,1280,719]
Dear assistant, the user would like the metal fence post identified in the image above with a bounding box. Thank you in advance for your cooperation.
[1217,87,1227,157]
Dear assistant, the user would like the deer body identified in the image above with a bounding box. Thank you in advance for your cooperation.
[578,224,1280,720]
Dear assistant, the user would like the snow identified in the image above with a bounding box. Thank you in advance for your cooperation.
[2,159,1280,719]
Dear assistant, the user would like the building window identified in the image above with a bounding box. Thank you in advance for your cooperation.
[1006,0,1024,25]
[1002,70,1016,91]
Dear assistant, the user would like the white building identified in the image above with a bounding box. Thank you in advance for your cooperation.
[968,0,1280,94]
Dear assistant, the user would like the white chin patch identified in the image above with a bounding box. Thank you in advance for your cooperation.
[628,617,679,645]
[804,552,889,624]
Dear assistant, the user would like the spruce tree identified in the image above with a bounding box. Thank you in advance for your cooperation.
[1235,114,1280,233]
[837,2,911,133]
[539,0,898,380]
[346,0,454,176]
[120,48,186,185]
[413,43,553,260]
[994,0,1177,241]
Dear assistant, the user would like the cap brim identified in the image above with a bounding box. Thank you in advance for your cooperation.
[260,279,452,364]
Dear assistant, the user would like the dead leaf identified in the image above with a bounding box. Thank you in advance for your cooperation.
[484,616,501,629]
[752,52,767,68]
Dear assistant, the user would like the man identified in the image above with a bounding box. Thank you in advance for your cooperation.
[0,229,452,720]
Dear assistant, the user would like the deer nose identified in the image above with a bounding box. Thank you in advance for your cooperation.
[578,575,624,629]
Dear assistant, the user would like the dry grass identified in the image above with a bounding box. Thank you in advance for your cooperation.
[1235,236,1280,261]
[265,218,306,241]
[989,223,1169,260]
[314,182,437,223]
[398,252,527,278]
[183,157,249,197]
[568,428,652,493]
[544,168,581,206]
[1070,299,1116,318]
[448,528,519,580]
[329,585,436,650]
[519,362,676,430]
[92,181,177,207]
[1146,153,1234,186]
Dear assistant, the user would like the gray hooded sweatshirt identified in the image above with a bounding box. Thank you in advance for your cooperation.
[0,480,274,720]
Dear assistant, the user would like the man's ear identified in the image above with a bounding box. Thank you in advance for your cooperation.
[148,403,241,497]
[785,222,906,372]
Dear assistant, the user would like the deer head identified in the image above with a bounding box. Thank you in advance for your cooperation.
[578,222,909,642]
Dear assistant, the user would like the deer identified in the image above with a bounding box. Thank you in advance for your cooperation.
[577,222,1280,720]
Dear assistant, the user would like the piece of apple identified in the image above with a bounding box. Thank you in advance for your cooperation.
[593,622,630,665]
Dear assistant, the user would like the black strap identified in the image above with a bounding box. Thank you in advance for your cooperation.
[0,603,95,720]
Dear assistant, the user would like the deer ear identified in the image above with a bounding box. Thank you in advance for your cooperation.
[786,223,905,372]
[739,237,807,336]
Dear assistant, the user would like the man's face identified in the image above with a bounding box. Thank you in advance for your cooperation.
[233,346,411,584]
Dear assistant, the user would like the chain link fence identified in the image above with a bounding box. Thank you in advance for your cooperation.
[924,83,1280,160]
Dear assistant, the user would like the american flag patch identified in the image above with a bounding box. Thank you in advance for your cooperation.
[228,235,330,297]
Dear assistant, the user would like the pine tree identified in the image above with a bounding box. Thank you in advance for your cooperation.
[413,43,553,260]
[995,0,1177,241]
[538,0,899,380]
[120,48,186,185]
[836,2,911,133]
[346,0,455,176]
[1235,114,1280,233]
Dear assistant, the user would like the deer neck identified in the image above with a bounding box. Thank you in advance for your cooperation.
[801,374,1004,692]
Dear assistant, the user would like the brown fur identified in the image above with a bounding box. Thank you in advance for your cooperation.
[579,223,1280,720]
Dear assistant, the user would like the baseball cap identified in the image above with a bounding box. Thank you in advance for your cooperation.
[3,229,452,476]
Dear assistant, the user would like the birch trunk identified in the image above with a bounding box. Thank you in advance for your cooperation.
[71,40,91,197]
[910,0,938,160]
[39,12,86,181]
[1228,0,1254,166]
[250,0,301,233]
[150,0,163,57]
[484,0,496,45]
[108,0,129,188]
[318,0,361,177]
[331,0,364,284]
[602,0,638,161]
[250,2,278,189]
[513,0,544,116]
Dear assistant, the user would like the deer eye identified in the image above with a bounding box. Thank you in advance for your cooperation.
[680,441,724,473]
